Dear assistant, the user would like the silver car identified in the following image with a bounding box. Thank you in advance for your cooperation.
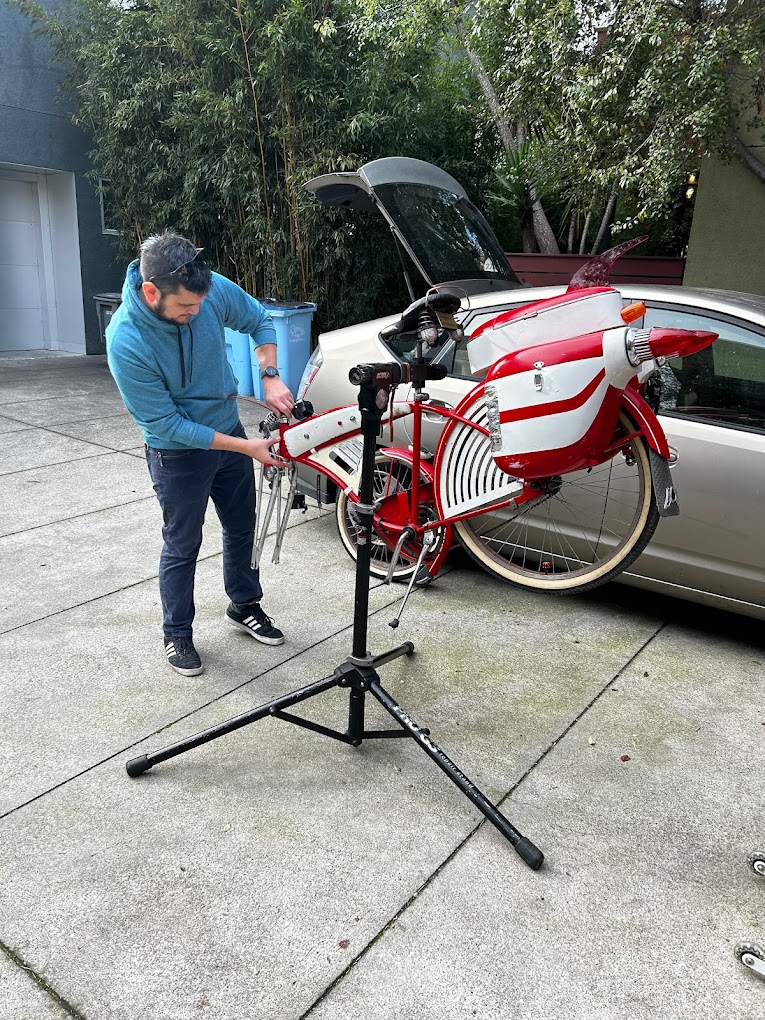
[297,158,765,621]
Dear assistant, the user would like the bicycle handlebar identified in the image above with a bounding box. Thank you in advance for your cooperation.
[259,399,314,438]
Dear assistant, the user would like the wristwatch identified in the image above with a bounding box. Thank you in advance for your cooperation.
[260,366,280,380]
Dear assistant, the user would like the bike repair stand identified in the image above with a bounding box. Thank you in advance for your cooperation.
[126,362,544,871]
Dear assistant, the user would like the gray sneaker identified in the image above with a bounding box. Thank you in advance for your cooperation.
[225,601,284,645]
[164,635,203,676]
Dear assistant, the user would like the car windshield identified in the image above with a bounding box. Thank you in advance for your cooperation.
[373,182,519,286]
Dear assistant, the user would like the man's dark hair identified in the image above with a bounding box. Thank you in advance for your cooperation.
[139,231,212,295]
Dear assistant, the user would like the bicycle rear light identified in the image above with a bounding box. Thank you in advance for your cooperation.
[625,327,717,366]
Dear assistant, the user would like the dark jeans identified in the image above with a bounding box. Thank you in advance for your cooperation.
[145,423,262,637]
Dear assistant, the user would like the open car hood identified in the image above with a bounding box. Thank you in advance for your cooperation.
[305,157,522,295]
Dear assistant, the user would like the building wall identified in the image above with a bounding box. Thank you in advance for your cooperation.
[684,153,765,297]
[684,79,765,298]
[0,0,123,353]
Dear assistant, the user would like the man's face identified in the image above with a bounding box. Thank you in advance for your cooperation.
[143,283,206,325]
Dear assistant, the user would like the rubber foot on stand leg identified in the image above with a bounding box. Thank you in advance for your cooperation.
[515,836,544,871]
[126,755,151,778]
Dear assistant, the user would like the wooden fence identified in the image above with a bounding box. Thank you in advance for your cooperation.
[505,253,686,288]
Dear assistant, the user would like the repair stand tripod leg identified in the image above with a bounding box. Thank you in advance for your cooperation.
[126,361,543,871]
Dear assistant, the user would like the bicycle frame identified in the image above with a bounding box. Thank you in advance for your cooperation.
[266,381,651,574]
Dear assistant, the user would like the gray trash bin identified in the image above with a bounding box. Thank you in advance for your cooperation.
[94,292,122,348]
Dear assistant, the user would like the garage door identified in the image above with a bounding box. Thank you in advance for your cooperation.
[0,175,46,351]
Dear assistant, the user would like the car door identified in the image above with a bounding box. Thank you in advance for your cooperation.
[626,303,765,610]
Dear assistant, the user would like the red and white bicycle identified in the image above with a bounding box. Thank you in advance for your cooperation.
[254,239,716,602]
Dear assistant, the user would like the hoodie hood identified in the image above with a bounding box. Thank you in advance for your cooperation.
[123,260,196,387]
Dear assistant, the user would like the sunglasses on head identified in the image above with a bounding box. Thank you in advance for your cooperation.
[148,248,206,283]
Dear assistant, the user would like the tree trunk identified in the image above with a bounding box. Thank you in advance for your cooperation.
[567,209,577,254]
[463,41,517,156]
[578,206,593,254]
[522,222,539,252]
[461,29,559,253]
[591,192,617,254]
[530,189,560,254]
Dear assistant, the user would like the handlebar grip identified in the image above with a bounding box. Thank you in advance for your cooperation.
[259,400,313,437]
[292,399,313,420]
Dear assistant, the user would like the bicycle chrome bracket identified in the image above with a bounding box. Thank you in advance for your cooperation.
[252,462,298,568]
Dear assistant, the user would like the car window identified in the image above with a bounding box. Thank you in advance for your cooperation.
[373,183,520,286]
[644,306,765,432]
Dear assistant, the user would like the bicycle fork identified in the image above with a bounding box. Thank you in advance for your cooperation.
[252,463,298,568]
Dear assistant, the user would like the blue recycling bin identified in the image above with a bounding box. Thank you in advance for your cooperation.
[254,300,317,398]
[224,328,255,397]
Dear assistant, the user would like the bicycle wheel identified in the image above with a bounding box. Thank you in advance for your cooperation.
[445,404,659,592]
[335,452,448,581]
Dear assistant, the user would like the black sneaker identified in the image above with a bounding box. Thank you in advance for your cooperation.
[225,601,284,645]
[164,635,203,676]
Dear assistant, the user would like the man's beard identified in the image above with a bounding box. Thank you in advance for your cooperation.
[153,295,188,325]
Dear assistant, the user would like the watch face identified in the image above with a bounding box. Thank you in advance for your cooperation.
[263,366,279,378]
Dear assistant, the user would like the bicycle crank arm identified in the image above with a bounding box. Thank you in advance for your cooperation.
[384,526,417,585]
[388,530,438,629]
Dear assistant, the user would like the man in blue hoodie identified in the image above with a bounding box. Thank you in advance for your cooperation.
[107,231,294,677]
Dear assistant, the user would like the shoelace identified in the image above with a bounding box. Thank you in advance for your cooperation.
[168,636,195,655]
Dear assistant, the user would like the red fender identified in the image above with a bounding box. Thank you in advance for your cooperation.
[619,388,670,459]
[379,447,435,481]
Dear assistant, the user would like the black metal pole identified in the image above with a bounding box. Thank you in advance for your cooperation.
[369,679,544,870]
[349,373,383,661]
[125,674,339,777]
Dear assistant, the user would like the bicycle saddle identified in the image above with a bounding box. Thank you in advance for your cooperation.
[380,287,463,340]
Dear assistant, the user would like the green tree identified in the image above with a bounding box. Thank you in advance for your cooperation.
[361,0,765,255]
[551,0,765,250]
[13,0,492,327]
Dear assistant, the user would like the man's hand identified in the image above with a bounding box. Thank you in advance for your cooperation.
[240,435,289,467]
[262,375,294,417]
[211,430,288,466]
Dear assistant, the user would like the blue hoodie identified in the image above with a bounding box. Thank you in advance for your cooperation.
[106,260,277,449]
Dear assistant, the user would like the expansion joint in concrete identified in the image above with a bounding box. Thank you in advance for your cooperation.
[0,937,88,1019]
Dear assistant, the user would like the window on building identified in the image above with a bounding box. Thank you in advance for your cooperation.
[98,178,119,235]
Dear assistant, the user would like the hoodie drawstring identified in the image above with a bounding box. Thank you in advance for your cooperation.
[176,323,194,387]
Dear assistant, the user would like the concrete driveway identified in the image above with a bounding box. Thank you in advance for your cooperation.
[1,351,763,1020]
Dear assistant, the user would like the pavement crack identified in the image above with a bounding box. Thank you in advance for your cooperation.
[0,494,156,541]
[495,616,670,808]
[0,938,88,1019]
